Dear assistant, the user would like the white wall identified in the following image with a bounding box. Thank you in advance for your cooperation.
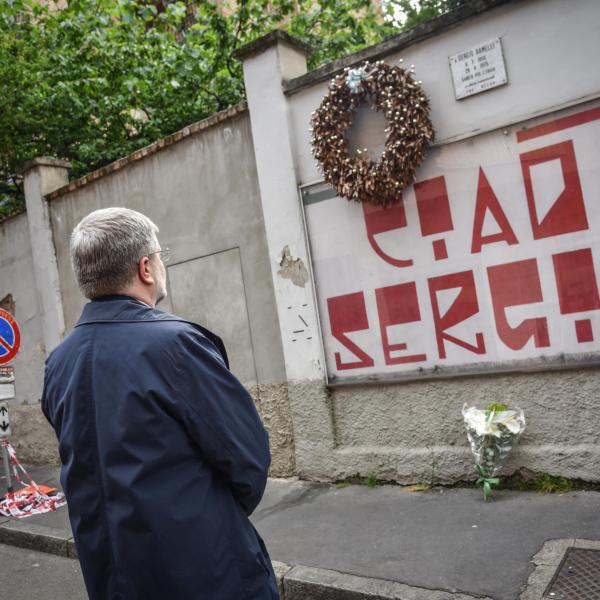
[0,213,45,405]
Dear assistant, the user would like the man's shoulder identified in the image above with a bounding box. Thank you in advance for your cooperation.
[94,310,214,348]
[141,311,215,340]
[126,316,228,368]
[62,308,226,364]
[148,311,228,366]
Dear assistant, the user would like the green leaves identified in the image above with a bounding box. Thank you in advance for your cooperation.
[475,465,501,501]
[386,0,465,30]
[0,0,458,219]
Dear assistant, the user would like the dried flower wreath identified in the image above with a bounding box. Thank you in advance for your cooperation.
[310,60,434,206]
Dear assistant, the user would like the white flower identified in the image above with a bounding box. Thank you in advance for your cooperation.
[462,404,526,438]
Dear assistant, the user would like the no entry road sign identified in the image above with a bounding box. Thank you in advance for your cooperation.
[0,309,20,366]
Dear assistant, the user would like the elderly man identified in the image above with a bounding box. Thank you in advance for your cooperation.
[42,207,278,600]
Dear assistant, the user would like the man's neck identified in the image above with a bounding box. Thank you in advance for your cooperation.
[92,294,151,308]
[117,285,156,308]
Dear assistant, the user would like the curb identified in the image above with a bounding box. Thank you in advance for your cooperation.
[275,563,493,600]
[0,518,77,558]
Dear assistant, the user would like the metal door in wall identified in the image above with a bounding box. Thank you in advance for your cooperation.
[167,247,258,385]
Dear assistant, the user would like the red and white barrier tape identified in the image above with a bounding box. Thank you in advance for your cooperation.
[0,438,66,518]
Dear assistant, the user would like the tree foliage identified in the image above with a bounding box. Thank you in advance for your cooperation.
[386,0,465,30]
[0,0,459,219]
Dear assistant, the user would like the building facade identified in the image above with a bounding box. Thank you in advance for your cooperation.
[1,0,598,483]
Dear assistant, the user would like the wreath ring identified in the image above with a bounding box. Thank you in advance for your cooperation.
[310,60,434,206]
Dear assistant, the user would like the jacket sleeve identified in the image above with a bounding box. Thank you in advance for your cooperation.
[173,326,271,515]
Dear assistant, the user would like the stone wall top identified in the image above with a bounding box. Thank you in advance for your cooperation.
[45,102,248,202]
[233,30,312,61]
[0,208,26,226]
[283,0,518,95]
[21,157,72,174]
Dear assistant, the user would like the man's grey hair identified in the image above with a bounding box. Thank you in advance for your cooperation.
[70,207,159,299]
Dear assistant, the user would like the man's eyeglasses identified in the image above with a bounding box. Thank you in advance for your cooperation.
[149,248,171,263]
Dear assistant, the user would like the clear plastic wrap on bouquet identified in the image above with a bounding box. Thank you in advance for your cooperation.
[462,404,526,499]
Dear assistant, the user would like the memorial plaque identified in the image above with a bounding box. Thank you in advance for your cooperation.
[449,38,507,100]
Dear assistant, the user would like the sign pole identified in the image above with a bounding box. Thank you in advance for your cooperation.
[1,438,12,496]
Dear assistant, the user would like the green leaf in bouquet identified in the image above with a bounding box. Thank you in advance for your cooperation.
[485,402,509,418]
[475,465,500,501]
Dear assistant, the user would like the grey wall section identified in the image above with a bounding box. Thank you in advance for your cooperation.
[0,213,45,404]
[47,112,295,474]
[0,212,59,463]
[279,370,600,484]
[329,369,600,482]
[168,248,256,383]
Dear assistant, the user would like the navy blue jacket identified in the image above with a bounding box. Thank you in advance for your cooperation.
[42,296,278,600]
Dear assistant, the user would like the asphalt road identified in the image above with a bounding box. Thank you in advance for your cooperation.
[0,543,87,600]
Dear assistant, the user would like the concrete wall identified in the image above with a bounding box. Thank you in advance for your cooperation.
[0,213,45,404]
[239,0,600,483]
[0,212,58,463]
[46,109,295,475]
[0,110,295,474]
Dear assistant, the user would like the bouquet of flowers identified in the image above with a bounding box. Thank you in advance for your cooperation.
[462,403,526,501]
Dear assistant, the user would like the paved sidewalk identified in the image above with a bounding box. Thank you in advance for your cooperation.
[0,543,87,600]
[2,467,600,600]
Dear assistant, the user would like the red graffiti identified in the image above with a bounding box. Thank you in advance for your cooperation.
[516,106,600,142]
[552,248,600,314]
[327,292,374,370]
[575,320,594,343]
[471,168,518,253]
[428,271,486,359]
[322,105,600,374]
[552,248,600,343]
[362,200,413,268]
[375,282,426,365]
[415,176,454,261]
[487,259,550,350]
[520,140,588,239]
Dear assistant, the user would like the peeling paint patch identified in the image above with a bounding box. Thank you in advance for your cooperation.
[278,246,309,287]
[0,294,15,315]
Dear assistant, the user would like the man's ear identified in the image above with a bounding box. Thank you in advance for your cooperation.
[138,256,155,286]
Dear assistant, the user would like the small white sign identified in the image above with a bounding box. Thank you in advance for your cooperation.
[0,383,15,401]
[0,366,14,384]
[0,400,10,437]
[449,38,507,100]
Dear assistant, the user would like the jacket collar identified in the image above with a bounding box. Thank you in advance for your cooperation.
[75,295,230,369]
[75,295,170,326]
